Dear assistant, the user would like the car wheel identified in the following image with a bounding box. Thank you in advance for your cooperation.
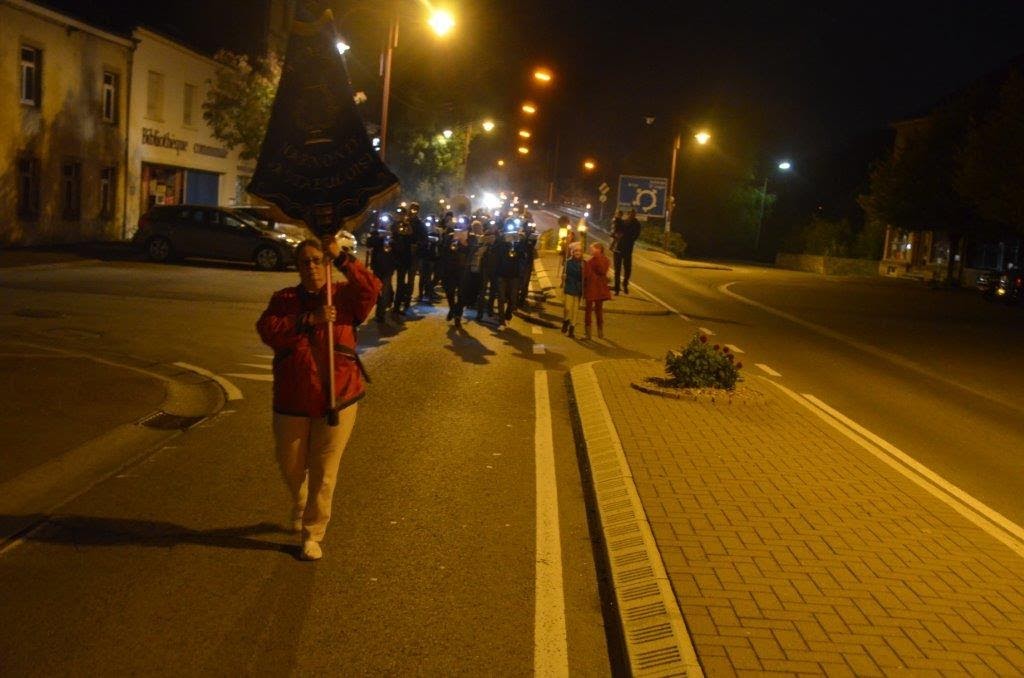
[146,236,173,263]
[254,246,283,271]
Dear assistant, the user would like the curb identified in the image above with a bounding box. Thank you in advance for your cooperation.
[0,258,105,271]
[569,361,703,677]
[0,348,227,548]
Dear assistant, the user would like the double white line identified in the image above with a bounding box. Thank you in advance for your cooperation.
[764,377,1024,559]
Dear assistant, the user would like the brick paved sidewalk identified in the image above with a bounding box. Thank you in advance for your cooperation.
[579,359,1024,676]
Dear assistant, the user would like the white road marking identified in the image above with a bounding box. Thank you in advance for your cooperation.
[698,327,715,336]
[762,377,1024,560]
[238,362,273,369]
[627,282,691,321]
[533,370,569,677]
[531,326,543,335]
[174,362,244,400]
[251,354,274,360]
[532,344,546,355]
[535,257,554,290]
[724,344,744,354]
[756,363,781,377]
[225,373,274,382]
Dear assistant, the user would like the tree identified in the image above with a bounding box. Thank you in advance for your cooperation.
[202,51,282,161]
[957,70,1024,235]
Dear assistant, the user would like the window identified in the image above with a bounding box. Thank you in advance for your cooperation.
[102,72,118,123]
[183,83,196,126]
[100,166,117,218]
[61,162,82,221]
[20,46,41,106]
[16,157,40,219]
[146,70,164,120]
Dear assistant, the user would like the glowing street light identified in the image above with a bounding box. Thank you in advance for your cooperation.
[497,159,506,167]
[335,40,351,55]
[442,129,453,139]
[428,9,456,37]
[482,119,496,133]
[533,68,553,84]
[518,129,531,139]
[778,160,792,171]
[694,130,711,145]
[521,103,537,115]
[583,159,596,171]
[757,160,795,250]
[518,146,530,155]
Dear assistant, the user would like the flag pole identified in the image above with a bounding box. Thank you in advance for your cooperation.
[325,234,339,427]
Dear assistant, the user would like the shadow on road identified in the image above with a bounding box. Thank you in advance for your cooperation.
[580,338,653,360]
[3,515,297,556]
[444,324,497,364]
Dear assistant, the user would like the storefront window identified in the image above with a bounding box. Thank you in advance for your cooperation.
[141,163,184,212]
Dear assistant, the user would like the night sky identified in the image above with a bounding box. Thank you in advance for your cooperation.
[44,0,1024,223]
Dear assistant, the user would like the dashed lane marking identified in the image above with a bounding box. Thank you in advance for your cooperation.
[533,370,569,676]
[627,282,691,321]
[532,326,543,335]
[533,344,546,355]
[725,344,744,354]
[173,362,243,400]
[756,363,781,377]
[698,327,715,336]
[238,362,274,369]
[225,373,273,382]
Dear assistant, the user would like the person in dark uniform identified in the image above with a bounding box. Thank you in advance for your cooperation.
[493,219,526,326]
[614,208,642,295]
[390,208,418,315]
[460,220,487,319]
[416,204,442,303]
[440,219,471,328]
[517,219,539,307]
[365,218,396,323]
[478,222,499,321]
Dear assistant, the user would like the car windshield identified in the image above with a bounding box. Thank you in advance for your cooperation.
[233,210,271,230]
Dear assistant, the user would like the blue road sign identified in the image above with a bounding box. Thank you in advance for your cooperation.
[616,175,668,218]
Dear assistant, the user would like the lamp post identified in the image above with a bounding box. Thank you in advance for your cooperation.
[376,8,454,162]
[755,160,792,251]
[664,129,711,250]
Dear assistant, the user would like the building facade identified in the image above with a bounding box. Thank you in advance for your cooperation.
[124,27,254,240]
[0,0,132,245]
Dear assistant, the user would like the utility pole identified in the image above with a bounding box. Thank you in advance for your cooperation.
[664,132,680,250]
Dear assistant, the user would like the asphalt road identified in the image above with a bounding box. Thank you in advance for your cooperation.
[3,213,1023,674]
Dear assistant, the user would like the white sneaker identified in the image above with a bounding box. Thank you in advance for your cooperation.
[300,540,322,561]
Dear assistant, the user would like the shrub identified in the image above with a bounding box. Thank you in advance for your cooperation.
[665,333,743,390]
[638,225,687,258]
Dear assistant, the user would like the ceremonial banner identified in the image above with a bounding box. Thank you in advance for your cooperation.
[247,3,399,236]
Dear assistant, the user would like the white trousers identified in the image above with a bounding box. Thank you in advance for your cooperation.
[272,405,358,542]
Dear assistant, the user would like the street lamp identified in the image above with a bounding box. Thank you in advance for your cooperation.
[518,129,531,139]
[482,119,495,132]
[583,159,596,171]
[518,146,530,155]
[521,103,537,115]
[442,129,453,139]
[664,128,712,250]
[533,68,553,84]
[378,6,455,161]
[755,160,793,251]
[335,40,351,55]
[497,159,505,167]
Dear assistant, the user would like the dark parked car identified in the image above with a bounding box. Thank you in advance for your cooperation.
[133,205,302,270]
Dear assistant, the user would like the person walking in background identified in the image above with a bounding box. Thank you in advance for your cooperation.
[256,236,381,561]
[583,242,612,339]
[613,208,641,295]
[561,242,584,338]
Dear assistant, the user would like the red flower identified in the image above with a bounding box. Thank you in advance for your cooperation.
[727,354,734,362]
[736,362,743,369]
[723,346,730,354]
[699,335,708,344]
[713,344,720,351]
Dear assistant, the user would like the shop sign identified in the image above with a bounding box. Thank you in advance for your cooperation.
[142,127,188,153]
[193,142,228,158]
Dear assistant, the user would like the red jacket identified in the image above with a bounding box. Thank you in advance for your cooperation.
[583,253,612,301]
[257,257,382,417]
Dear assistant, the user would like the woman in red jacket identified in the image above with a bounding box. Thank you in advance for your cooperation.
[583,242,612,339]
[257,236,381,561]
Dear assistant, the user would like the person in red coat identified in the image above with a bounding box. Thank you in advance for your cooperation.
[257,235,381,561]
[583,242,612,339]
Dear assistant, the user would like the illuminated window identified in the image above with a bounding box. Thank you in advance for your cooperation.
[146,71,164,120]
[20,46,41,106]
[61,161,82,221]
[183,83,196,126]
[102,71,118,122]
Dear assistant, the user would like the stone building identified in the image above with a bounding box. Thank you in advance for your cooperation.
[0,0,132,245]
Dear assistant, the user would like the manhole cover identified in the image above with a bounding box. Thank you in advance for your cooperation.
[14,308,64,318]
[137,411,206,430]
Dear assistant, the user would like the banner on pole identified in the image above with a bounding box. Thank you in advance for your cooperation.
[247,3,399,236]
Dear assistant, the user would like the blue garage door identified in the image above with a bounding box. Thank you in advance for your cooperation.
[185,170,220,205]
